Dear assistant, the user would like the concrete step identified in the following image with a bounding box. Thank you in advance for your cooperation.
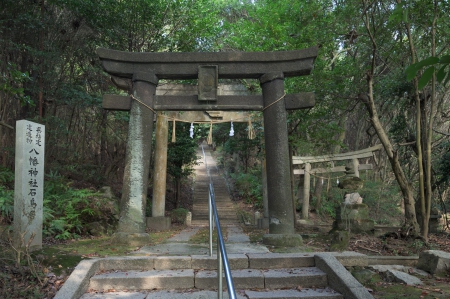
[80,288,342,299]
[88,267,327,292]
[89,269,195,291]
[245,288,343,299]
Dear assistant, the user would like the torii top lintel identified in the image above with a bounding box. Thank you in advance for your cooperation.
[96,47,318,80]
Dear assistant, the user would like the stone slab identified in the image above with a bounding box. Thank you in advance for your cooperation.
[369,265,428,277]
[367,255,418,267]
[227,226,250,243]
[382,269,423,285]
[145,290,246,299]
[97,256,156,271]
[329,251,368,267]
[417,250,450,275]
[245,288,343,299]
[133,243,210,256]
[89,269,194,291]
[248,253,315,269]
[195,269,264,289]
[146,217,171,231]
[54,259,99,299]
[166,227,200,242]
[80,292,147,299]
[314,253,374,299]
[191,254,248,270]
[263,267,328,288]
[154,256,191,269]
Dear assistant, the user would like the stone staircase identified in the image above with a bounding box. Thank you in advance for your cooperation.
[191,145,238,226]
[81,253,344,299]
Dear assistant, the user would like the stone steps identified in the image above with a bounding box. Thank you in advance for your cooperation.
[88,267,329,291]
[191,145,238,224]
[82,254,344,299]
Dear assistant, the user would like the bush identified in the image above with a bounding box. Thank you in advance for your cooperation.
[43,171,118,239]
[171,208,189,224]
[231,171,263,209]
[0,166,14,224]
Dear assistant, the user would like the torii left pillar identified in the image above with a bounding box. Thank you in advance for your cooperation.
[112,72,157,245]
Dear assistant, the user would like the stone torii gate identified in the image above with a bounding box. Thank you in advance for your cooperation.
[97,47,318,246]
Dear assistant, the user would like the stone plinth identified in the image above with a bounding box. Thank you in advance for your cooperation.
[263,234,303,247]
[334,203,374,233]
[146,216,171,231]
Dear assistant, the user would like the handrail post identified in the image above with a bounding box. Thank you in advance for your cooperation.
[209,187,213,257]
[218,236,223,299]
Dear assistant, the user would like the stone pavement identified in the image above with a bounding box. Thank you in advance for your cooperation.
[132,225,269,256]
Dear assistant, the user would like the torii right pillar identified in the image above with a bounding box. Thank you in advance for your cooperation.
[260,72,302,246]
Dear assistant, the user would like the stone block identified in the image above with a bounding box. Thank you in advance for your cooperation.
[195,269,264,290]
[330,230,349,251]
[247,253,315,269]
[262,234,303,247]
[336,203,369,220]
[417,250,450,275]
[154,256,191,270]
[314,253,374,299]
[382,269,422,285]
[146,216,171,231]
[97,256,155,271]
[191,254,248,270]
[263,267,327,288]
[331,251,368,267]
[89,269,194,291]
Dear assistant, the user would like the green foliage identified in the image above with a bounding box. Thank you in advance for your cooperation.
[167,122,199,180]
[171,208,189,224]
[43,172,118,239]
[231,171,262,209]
[405,55,450,89]
[0,63,31,106]
[0,186,14,223]
[0,167,14,223]
[359,180,403,225]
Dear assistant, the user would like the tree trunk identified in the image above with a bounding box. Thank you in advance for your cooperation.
[314,177,324,211]
[361,3,419,235]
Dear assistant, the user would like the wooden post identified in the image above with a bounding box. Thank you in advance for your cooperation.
[302,163,311,219]
[152,112,168,217]
[352,158,360,178]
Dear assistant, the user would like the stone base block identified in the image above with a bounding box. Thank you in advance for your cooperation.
[262,234,303,247]
[329,230,349,251]
[146,216,171,231]
[334,219,375,233]
[111,232,151,246]
[417,250,450,275]
[257,217,269,229]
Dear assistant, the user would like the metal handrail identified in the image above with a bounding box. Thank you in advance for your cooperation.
[201,144,236,299]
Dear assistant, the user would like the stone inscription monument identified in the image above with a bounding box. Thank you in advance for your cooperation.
[97,47,318,245]
[14,120,45,250]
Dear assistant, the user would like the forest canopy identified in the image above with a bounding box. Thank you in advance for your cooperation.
[0,0,449,241]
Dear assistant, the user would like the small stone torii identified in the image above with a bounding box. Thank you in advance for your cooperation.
[97,47,318,246]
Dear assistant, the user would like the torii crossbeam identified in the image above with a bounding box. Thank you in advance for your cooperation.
[97,47,318,246]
